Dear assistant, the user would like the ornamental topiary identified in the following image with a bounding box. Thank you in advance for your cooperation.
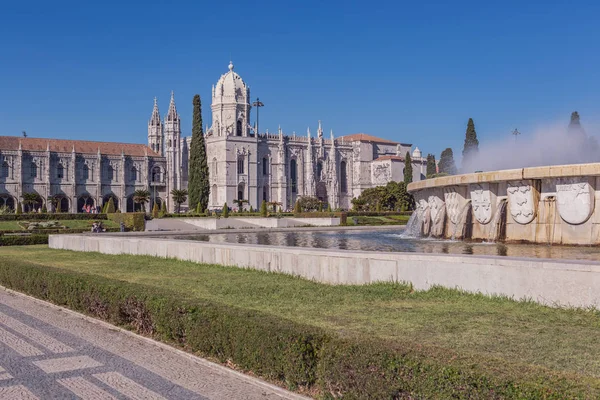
[222,202,229,218]
[152,202,160,218]
[16,202,22,215]
[260,200,267,217]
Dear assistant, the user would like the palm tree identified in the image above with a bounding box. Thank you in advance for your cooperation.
[170,189,188,214]
[133,189,150,212]
[21,192,40,213]
[233,199,248,212]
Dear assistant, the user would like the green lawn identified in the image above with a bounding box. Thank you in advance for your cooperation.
[0,219,119,231]
[1,245,599,385]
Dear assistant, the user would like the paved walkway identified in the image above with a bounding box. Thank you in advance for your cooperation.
[0,287,310,400]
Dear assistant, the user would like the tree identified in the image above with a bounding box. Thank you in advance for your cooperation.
[170,189,188,214]
[41,204,47,214]
[404,152,413,185]
[297,196,321,212]
[294,199,301,214]
[133,189,150,212]
[249,205,254,213]
[152,202,159,218]
[21,192,40,213]
[351,181,412,212]
[260,200,267,217]
[233,199,248,211]
[426,154,437,178]
[160,201,167,217]
[16,202,22,215]
[462,118,479,168]
[568,111,585,136]
[222,202,229,218]
[188,95,210,212]
[438,148,457,175]
[327,203,332,213]
[106,197,116,213]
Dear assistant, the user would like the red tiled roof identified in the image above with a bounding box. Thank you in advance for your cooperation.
[374,155,404,162]
[338,133,398,145]
[0,136,160,157]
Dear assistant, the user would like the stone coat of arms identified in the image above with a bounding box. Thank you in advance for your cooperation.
[470,183,493,224]
[556,178,595,225]
[443,187,463,225]
[507,180,536,224]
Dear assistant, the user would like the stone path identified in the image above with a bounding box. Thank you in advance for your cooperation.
[0,287,310,400]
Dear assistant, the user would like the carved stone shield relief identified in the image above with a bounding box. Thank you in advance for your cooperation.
[507,180,536,224]
[556,178,595,225]
[470,183,493,224]
[443,186,462,224]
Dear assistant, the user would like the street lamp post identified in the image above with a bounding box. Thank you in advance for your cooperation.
[512,128,521,143]
[252,98,264,135]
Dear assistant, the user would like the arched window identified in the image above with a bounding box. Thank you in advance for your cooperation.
[106,165,113,181]
[82,164,89,180]
[152,166,161,182]
[30,162,37,179]
[238,183,245,200]
[237,157,244,174]
[130,166,137,182]
[263,185,269,202]
[236,120,243,136]
[316,162,323,180]
[262,157,268,175]
[57,164,64,179]
[340,161,347,193]
[290,159,297,193]
[212,158,218,179]
[1,162,8,178]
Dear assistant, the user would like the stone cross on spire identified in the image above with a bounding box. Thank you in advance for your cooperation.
[150,97,161,126]
[166,91,178,121]
[317,120,323,139]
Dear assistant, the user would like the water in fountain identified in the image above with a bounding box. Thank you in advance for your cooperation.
[487,198,507,242]
[451,200,472,240]
[401,212,422,238]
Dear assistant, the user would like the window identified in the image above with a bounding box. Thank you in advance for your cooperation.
[212,158,218,178]
[316,162,323,180]
[130,166,137,182]
[83,164,89,180]
[262,157,268,175]
[1,162,8,178]
[57,164,64,179]
[290,159,297,193]
[237,157,244,174]
[152,166,161,182]
[236,120,242,136]
[30,162,37,179]
[106,165,113,181]
[340,161,348,193]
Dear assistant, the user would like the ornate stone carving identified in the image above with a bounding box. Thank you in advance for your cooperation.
[372,164,390,185]
[428,194,445,237]
[556,178,595,225]
[443,186,463,224]
[415,196,431,235]
[507,180,536,224]
[470,183,493,224]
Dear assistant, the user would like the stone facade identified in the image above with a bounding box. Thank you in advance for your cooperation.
[0,62,427,213]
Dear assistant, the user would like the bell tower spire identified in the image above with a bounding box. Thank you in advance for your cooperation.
[148,97,163,155]
[164,91,182,201]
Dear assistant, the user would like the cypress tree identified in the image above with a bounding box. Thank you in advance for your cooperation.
[426,154,437,178]
[152,202,159,218]
[462,118,479,167]
[16,202,22,215]
[439,148,457,175]
[404,151,413,185]
[294,200,301,215]
[41,204,47,214]
[222,202,229,218]
[260,200,267,217]
[160,201,167,216]
[106,197,116,214]
[188,95,210,211]
[249,205,254,213]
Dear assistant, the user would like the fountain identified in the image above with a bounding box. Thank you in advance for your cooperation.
[407,162,600,245]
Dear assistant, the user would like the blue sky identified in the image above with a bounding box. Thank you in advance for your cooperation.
[1,0,600,162]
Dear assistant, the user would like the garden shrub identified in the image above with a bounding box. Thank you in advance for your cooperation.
[107,213,145,231]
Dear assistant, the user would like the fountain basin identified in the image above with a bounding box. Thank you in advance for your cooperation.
[407,162,600,244]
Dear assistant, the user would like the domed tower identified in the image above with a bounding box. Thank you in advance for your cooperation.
[206,62,258,211]
[210,61,251,137]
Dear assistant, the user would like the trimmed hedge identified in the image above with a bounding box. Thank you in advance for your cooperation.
[346,211,412,217]
[0,228,120,236]
[107,213,145,231]
[0,213,108,221]
[0,259,595,398]
[0,234,49,246]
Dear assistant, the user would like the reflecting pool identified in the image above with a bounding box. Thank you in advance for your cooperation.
[166,229,600,262]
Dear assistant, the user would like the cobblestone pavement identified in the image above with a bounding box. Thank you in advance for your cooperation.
[0,288,310,400]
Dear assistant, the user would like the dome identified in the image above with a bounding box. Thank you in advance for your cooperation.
[212,61,249,104]
[412,147,422,158]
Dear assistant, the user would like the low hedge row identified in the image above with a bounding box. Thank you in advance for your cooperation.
[0,228,120,236]
[0,234,49,246]
[346,211,412,217]
[0,213,108,221]
[0,260,594,399]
